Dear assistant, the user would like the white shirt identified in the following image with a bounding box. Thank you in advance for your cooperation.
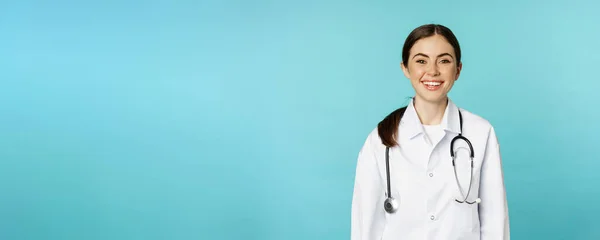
[351,98,509,240]
[423,124,445,147]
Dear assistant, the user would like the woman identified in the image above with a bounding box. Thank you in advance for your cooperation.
[351,24,510,240]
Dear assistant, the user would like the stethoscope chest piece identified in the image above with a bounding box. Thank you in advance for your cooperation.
[384,197,398,213]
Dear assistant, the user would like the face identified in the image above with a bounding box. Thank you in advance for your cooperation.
[401,34,462,104]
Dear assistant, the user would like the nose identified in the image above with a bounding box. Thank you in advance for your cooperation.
[427,63,440,76]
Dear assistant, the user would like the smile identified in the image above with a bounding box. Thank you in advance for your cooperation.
[421,81,443,91]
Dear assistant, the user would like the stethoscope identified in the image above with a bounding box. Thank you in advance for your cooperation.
[383,110,481,214]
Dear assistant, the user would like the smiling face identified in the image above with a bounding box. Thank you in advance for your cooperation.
[401,34,462,104]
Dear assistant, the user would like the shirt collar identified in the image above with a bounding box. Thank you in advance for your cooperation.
[400,97,462,140]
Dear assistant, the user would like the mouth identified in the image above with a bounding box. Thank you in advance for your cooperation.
[421,80,444,91]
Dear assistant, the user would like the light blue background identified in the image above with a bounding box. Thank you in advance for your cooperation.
[1,0,599,239]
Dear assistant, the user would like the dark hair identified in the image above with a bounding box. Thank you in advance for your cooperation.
[401,24,461,68]
[377,24,461,147]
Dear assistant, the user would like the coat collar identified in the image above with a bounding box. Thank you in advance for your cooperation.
[401,97,462,140]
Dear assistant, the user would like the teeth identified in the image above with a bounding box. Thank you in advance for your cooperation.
[423,81,441,86]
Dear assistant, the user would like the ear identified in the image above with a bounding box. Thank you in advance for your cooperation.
[401,62,410,79]
[455,62,462,80]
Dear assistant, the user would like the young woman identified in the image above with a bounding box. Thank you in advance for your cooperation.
[351,24,510,240]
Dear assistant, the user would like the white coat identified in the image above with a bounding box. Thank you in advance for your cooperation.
[351,98,509,240]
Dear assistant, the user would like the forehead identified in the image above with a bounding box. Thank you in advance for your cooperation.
[410,35,455,57]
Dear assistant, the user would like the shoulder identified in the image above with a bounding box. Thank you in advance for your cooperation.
[356,127,387,159]
[457,107,499,143]
[363,127,383,149]
[458,107,494,130]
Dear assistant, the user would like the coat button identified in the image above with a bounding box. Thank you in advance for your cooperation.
[430,215,435,220]
[429,173,434,177]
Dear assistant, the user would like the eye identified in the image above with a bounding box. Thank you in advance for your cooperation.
[416,59,426,64]
[440,59,451,64]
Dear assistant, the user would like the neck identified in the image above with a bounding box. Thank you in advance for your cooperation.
[413,96,448,125]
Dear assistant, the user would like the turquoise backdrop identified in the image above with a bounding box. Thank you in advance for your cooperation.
[1,0,599,239]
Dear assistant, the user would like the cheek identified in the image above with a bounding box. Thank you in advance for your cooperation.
[408,67,425,79]
[443,66,458,76]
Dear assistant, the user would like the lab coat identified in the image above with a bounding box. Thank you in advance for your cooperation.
[351,98,509,240]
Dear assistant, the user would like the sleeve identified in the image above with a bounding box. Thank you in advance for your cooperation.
[351,133,387,240]
[478,126,510,240]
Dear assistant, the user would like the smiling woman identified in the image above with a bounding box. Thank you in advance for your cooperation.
[351,24,510,240]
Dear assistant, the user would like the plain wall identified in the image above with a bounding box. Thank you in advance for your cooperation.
[1,0,599,239]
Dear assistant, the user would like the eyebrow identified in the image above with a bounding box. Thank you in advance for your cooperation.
[412,53,454,59]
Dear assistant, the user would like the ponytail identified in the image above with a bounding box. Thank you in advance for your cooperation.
[377,106,407,147]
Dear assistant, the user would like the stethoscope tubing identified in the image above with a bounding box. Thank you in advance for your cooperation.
[383,109,478,214]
